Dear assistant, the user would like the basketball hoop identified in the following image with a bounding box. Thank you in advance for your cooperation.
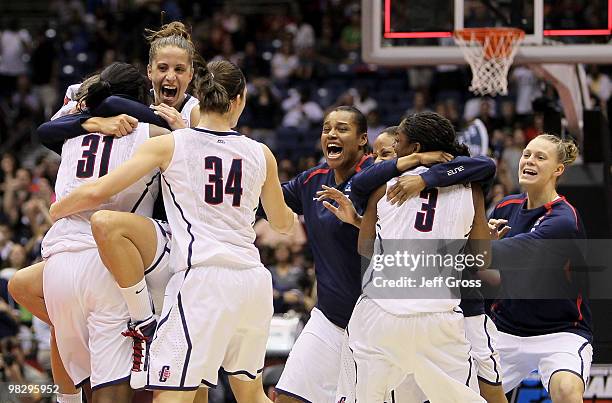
[454,28,525,96]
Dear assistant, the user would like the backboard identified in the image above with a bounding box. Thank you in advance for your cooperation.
[363,0,612,65]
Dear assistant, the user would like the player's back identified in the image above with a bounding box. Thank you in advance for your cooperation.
[162,127,266,272]
[43,124,159,257]
[365,166,475,315]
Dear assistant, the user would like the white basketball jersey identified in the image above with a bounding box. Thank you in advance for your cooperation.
[161,127,266,272]
[180,94,199,127]
[42,124,160,257]
[365,166,475,315]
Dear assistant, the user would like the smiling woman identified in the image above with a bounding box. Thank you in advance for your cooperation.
[488,134,592,402]
[145,21,201,128]
[321,105,368,184]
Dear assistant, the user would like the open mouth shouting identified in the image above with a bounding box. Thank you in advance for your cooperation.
[160,85,179,104]
[326,143,344,161]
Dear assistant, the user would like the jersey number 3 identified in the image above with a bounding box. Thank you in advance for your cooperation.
[204,156,243,207]
[76,134,114,178]
[414,188,438,232]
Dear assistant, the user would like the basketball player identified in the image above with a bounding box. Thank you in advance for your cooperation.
[36,21,200,149]
[11,21,203,391]
[43,62,169,402]
[488,134,592,403]
[49,60,296,403]
[343,112,488,402]
[274,107,498,403]
[322,118,505,403]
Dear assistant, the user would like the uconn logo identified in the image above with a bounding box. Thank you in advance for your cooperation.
[159,365,171,382]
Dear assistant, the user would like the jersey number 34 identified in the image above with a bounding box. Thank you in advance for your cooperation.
[204,156,243,207]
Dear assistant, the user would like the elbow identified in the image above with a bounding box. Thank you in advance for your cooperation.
[270,211,296,235]
[88,187,108,206]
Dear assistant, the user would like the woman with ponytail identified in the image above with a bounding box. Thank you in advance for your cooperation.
[488,134,592,403]
[48,59,296,403]
[331,111,490,402]
[10,62,174,403]
[37,21,201,152]
[145,21,201,128]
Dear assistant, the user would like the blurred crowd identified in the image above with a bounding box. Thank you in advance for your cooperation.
[0,0,610,394]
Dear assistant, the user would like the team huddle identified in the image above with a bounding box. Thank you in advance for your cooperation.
[7,21,592,403]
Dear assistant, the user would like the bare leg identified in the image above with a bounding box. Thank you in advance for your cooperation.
[51,327,80,397]
[91,210,159,322]
[8,261,50,324]
[275,394,302,403]
[91,210,158,288]
[194,388,209,403]
[153,389,198,403]
[230,376,272,403]
[92,382,133,403]
[548,371,585,403]
[478,380,508,403]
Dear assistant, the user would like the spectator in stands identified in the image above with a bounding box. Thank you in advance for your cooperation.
[290,15,315,52]
[269,244,308,314]
[340,5,361,57]
[271,38,299,83]
[352,87,378,116]
[0,18,31,96]
[587,65,611,113]
[404,90,431,117]
[366,109,385,144]
[501,129,527,192]
[3,168,32,227]
[281,87,324,130]
[241,41,270,79]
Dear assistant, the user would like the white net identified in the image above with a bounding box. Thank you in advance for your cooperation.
[454,28,525,96]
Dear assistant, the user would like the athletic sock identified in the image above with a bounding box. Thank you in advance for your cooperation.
[56,390,82,403]
[119,277,153,322]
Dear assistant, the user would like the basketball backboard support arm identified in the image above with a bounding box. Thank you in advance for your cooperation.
[363,0,612,65]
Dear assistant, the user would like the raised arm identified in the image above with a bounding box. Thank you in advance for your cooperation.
[50,134,174,221]
[260,144,298,234]
[466,184,491,270]
[37,96,170,154]
[351,151,451,200]
[386,155,497,206]
[358,185,386,258]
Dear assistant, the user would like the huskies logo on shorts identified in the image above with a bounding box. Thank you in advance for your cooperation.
[337,398,346,403]
[159,365,171,382]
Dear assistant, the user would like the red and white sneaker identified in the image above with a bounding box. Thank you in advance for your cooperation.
[122,315,158,390]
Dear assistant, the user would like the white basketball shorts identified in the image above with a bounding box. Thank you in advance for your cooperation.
[497,330,593,393]
[43,248,132,390]
[275,307,345,403]
[340,297,484,403]
[464,314,503,386]
[146,265,273,390]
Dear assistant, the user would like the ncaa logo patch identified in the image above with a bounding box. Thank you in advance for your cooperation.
[159,365,171,382]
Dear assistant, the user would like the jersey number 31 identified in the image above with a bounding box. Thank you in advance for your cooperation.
[76,134,114,178]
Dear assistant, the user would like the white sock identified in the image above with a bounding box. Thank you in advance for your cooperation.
[119,277,153,322]
[56,390,82,403]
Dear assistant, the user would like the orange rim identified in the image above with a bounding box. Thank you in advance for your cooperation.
[454,28,525,58]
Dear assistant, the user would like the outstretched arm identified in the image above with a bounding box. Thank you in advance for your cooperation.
[260,144,298,234]
[37,96,170,153]
[351,151,452,201]
[386,155,497,205]
[358,185,386,258]
[50,135,174,221]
